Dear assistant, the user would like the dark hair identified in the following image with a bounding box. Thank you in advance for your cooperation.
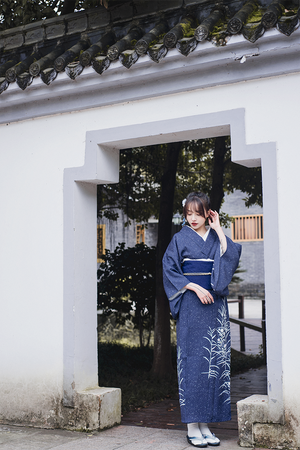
[183,192,211,218]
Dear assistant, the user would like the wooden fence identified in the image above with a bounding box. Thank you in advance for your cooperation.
[228,295,266,364]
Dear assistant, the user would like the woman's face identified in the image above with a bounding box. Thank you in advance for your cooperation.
[186,206,210,233]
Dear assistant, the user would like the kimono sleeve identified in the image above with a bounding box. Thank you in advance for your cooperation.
[211,236,242,295]
[162,235,190,320]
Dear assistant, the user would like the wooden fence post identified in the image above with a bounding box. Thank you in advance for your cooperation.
[262,299,267,365]
[238,295,245,352]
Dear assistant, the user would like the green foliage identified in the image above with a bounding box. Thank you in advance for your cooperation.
[231,263,245,285]
[225,162,262,207]
[98,313,178,347]
[219,211,233,228]
[231,348,264,374]
[98,342,178,413]
[0,0,100,31]
[173,138,222,214]
[97,243,156,347]
[0,0,57,30]
[98,146,163,223]
[173,137,263,211]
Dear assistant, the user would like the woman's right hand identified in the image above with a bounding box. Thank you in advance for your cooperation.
[184,282,214,304]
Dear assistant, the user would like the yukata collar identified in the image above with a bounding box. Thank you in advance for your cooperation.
[182,226,216,259]
[189,226,210,241]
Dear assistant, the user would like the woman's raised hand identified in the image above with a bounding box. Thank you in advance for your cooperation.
[208,210,221,230]
[208,209,227,254]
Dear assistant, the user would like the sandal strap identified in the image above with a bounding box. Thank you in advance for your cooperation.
[202,433,220,446]
[187,435,208,448]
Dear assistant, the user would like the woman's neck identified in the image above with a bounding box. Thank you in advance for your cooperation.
[197,225,208,237]
[189,225,208,237]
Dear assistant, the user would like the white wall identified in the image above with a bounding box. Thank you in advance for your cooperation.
[0,70,300,434]
[0,116,83,422]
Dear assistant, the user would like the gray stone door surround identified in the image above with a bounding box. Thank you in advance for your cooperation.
[63,108,283,423]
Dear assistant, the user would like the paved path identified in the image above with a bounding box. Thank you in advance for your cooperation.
[0,422,271,450]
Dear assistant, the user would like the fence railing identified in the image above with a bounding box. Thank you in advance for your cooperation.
[228,295,266,365]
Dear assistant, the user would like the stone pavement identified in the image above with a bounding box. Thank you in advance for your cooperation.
[0,423,268,450]
[0,367,269,450]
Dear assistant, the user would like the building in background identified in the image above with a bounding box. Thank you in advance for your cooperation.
[222,191,264,298]
[97,211,158,262]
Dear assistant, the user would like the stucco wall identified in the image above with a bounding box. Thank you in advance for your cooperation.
[0,115,84,424]
[0,67,299,438]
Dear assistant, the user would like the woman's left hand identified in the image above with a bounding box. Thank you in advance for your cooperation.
[208,210,228,254]
[208,210,221,230]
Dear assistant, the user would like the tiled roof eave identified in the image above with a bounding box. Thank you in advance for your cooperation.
[2,0,300,96]
[1,26,300,125]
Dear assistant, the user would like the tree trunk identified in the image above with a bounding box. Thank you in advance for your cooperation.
[61,0,77,15]
[210,137,227,212]
[139,311,144,348]
[147,326,151,347]
[151,142,181,378]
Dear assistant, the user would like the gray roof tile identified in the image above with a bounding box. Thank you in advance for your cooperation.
[0,0,299,94]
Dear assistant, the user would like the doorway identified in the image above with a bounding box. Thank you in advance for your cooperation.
[63,108,283,425]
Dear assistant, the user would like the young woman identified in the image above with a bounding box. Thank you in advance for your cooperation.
[163,192,241,448]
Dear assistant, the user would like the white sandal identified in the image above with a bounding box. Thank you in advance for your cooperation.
[187,435,208,448]
[202,433,220,446]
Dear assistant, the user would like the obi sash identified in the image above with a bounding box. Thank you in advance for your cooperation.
[182,259,213,290]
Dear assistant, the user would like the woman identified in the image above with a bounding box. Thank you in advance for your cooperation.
[163,192,241,447]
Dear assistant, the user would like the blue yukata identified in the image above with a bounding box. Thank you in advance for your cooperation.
[163,225,241,424]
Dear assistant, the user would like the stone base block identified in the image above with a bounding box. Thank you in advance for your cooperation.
[0,385,121,432]
[237,394,297,449]
[253,423,296,450]
[237,394,270,447]
[61,387,121,431]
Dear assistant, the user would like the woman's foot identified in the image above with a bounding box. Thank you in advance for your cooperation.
[187,423,207,447]
[199,423,220,446]
[187,435,208,448]
[202,433,220,446]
